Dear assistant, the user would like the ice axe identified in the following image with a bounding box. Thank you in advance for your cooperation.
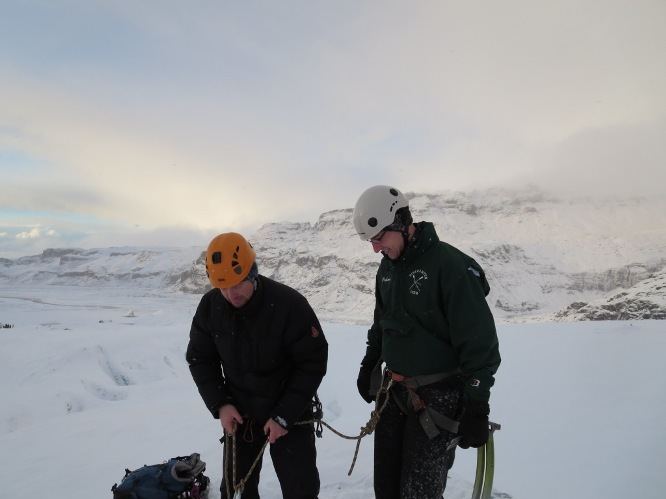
[447,421,501,499]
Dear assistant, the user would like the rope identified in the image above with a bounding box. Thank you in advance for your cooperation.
[295,375,394,475]
[232,431,237,494]
[222,375,395,495]
[223,432,230,499]
[224,430,270,498]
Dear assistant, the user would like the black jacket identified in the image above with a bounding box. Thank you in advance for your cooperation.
[186,275,328,427]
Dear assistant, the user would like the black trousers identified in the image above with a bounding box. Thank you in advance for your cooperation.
[374,383,462,499]
[221,420,320,499]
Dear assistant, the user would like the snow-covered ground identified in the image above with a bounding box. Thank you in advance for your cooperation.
[1,285,664,499]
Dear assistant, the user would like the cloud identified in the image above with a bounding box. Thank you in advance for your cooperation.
[0,0,664,251]
[0,221,216,259]
[13,226,58,240]
[509,118,666,197]
[15,227,42,239]
[0,223,80,257]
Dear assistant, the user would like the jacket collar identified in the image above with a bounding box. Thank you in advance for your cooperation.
[218,276,265,317]
[389,222,439,266]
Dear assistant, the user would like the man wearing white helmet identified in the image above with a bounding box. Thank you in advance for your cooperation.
[352,185,501,499]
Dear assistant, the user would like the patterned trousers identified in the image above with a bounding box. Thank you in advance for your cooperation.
[373,383,462,499]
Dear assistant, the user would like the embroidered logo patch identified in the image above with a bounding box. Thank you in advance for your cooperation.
[408,269,428,295]
[467,266,481,278]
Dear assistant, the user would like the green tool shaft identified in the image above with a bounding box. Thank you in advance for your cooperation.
[471,444,485,499]
[481,432,495,499]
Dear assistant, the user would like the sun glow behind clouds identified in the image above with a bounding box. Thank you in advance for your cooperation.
[1,0,665,256]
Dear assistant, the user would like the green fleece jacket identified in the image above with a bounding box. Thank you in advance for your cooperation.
[361,222,500,403]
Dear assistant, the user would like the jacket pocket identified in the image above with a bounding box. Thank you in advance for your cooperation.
[379,318,412,337]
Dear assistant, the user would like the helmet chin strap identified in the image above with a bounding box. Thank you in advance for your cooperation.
[382,207,414,259]
[395,206,413,258]
[400,226,411,258]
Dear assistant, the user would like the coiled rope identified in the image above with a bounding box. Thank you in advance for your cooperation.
[223,376,394,497]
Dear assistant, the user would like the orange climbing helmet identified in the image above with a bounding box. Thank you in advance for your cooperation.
[205,232,256,289]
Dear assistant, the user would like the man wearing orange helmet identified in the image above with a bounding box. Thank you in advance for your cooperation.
[186,232,328,499]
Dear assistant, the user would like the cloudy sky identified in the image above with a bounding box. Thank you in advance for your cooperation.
[1,0,664,257]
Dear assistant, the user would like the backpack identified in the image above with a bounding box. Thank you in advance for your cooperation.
[111,453,209,499]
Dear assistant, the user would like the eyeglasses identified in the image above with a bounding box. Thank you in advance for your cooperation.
[369,230,386,244]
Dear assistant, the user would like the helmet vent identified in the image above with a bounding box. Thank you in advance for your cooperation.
[205,232,256,288]
[389,188,398,196]
[367,217,378,227]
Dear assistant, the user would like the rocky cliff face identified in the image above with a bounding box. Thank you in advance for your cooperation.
[0,247,202,288]
[568,262,665,292]
[2,188,664,323]
[555,268,666,320]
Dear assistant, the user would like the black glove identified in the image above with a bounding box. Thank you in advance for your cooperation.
[458,400,490,449]
[356,365,374,404]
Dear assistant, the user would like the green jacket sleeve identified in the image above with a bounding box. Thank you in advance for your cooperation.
[444,262,500,403]
[361,271,384,369]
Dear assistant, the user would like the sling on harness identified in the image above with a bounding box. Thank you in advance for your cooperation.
[387,369,462,439]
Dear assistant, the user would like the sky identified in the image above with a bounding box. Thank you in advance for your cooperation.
[1,0,665,257]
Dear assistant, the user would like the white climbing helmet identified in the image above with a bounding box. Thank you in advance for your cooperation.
[352,185,409,240]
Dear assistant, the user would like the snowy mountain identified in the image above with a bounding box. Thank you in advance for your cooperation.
[555,267,666,320]
[0,246,203,287]
[1,188,665,322]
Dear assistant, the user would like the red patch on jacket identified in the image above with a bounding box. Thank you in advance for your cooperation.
[311,326,320,338]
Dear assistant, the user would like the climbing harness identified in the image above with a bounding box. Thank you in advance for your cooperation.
[221,375,394,496]
[387,369,462,439]
[386,370,504,499]
[220,375,499,499]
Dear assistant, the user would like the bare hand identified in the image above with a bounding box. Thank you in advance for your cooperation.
[219,404,243,435]
[263,418,288,444]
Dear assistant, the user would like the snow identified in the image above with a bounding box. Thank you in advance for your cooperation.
[1,285,665,499]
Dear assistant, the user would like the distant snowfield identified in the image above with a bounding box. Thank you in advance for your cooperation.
[0,285,664,499]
